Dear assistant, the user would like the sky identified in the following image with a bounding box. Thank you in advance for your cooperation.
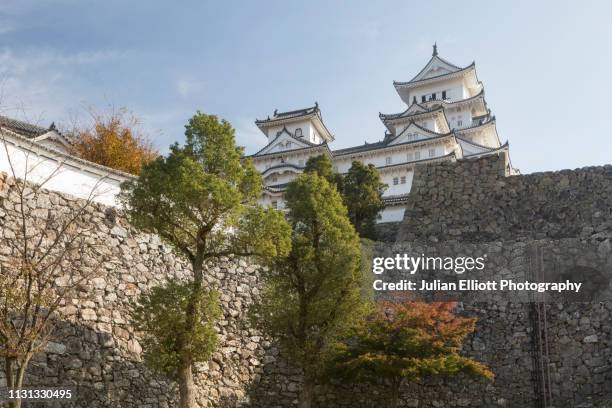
[0,0,610,173]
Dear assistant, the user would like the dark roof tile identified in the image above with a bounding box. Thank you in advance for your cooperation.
[0,115,50,138]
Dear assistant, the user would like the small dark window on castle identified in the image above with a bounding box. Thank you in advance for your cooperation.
[295,128,302,137]
[431,93,436,100]
[442,90,447,99]
[421,95,426,103]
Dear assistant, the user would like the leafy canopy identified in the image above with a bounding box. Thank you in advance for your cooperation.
[121,112,291,393]
[120,112,291,265]
[333,300,494,384]
[303,154,344,192]
[256,172,369,380]
[72,107,157,175]
[342,161,386,239]
[130,282,221,378]
[303,156,386,239]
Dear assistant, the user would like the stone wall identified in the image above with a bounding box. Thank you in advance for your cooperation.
[0,173,271,407]
[1,151,612,408]
[370,239,612,407]
[398,153,612,243]
[390,154,612,407]
[374,221,401,242]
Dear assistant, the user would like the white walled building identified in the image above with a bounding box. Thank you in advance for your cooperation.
[0,116,133,206]
[249,45,513,222]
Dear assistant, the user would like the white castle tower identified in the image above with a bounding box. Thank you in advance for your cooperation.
[249,44,512,222]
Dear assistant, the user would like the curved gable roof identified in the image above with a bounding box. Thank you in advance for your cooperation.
[379,103,436,121]
[255,103,334,142]
[384,121,451,146]
[255,104,319,126]
[261,163,305,177]
[251,127,319,156]
[394,61,476,88]
[406,54,463,83]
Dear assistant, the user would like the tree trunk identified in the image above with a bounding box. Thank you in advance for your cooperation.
[177,360,196,408]
[5,357,15,389]
[388,378,401,408]
[299,376,315,408]
[9,395,22,408]
[4,357,23,408]
[175,258,202,408]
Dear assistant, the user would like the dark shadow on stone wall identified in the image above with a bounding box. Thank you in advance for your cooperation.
[4,320,176,408]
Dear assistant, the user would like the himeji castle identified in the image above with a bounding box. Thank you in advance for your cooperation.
[250,44,514,222]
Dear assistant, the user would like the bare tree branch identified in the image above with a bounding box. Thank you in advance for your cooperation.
[0,136,108,405]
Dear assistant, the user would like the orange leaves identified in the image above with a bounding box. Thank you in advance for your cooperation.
[373,300,477,356]
[72,107,158,175]
[333,298,494,388]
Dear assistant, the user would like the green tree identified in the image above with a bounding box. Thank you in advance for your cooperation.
[130,282,221,379]
[303,154,343,191]
[343,161,386,239]
[333,300,494,408]
[120,112,291,408]
[255,172,369,408]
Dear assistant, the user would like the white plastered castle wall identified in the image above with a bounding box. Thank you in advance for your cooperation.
[0,130,132,207]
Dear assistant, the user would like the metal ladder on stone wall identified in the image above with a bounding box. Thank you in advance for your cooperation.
[529,244,554,408]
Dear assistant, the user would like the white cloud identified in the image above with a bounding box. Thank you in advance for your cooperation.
[0,48,123,71]
[0,47,127,123]
[175,77,206,98]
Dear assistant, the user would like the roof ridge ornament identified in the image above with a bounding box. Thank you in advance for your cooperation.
[432,42,438,57]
